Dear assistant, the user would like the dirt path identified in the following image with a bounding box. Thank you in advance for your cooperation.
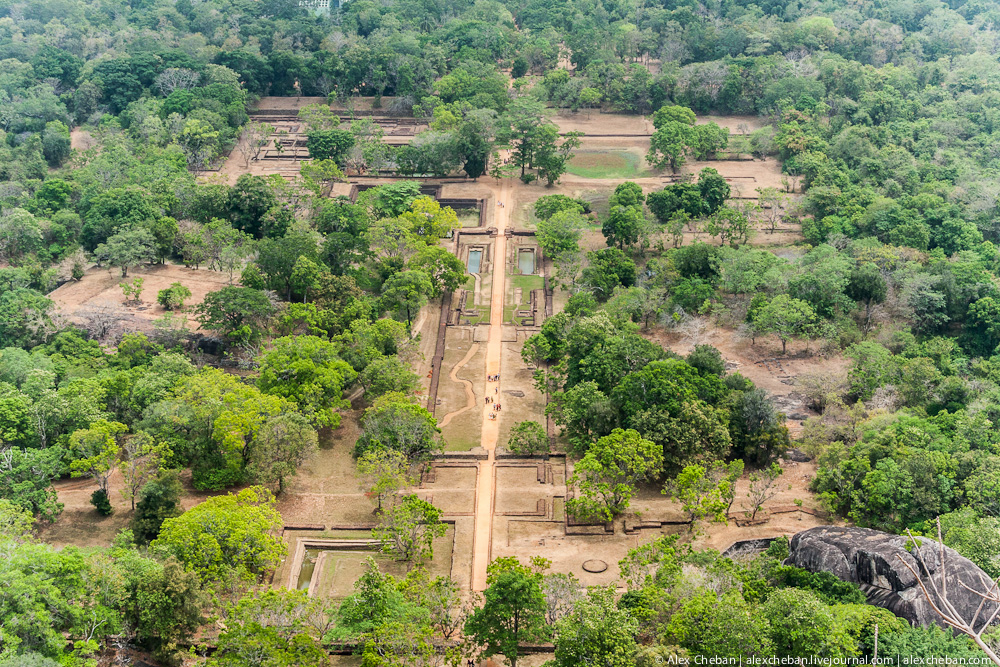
[470,179,512,592]
[437,343,480,428]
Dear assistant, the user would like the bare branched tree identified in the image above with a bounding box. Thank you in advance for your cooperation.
[77,300,127,342]
[237,120,276,167]
[900,520,1000,665]
[155,67,201,95]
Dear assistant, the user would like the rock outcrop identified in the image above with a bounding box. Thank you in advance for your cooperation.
[787,526,1000,631]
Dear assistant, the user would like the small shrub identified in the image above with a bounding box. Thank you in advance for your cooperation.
[91,488,114,516]
[157,282,192,311]
[120,277,144,304]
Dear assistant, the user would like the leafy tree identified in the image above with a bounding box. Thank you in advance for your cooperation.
[398,570,468,640]
[648,183,705,221]
[374,494,447,563]
[0,447,64,521]
[120,276,145,304]
[0,289,53,349]
[306,129,355,164]
[119,432,168,510]
[691,122,730,159]
[0,533,93,659]
[602,202,645,251]
[630,401,732,473]
[358,447,414,513]
[505,421,548,455]
[646,105,697,172]
[93,57,143,113]
[195,286,276,347]
[355,393,441,464]
[94,228,158,278]
[210,622,331,667]
[581,247,637,300]
[936,509,1000,579]
[667,460,744,529]
[537,208,586,258]
[131,470,183,543]
[118,549,207,661]
[729,388,790,466]
[763,588,858,659]
[552,586,638,667]
[846,263,887,322]
[465,558,549,667]
[381,269,433,329]
[69,419,128,498]
[698,167,730,214]
[534,195,587,221]
[400,197,460,241]
[152,486,284,583]
[752,294,817,354]
[666,590,772,658]
[703,206,752,247]
[257,336,357,428]
[967,297,1000,355]
[687,344,726,376]
[407,246,466,297]
[566,428,663,521]
[245,412,318,494]
[289,257,319,306]
[964,464,1000,517]
[0,209,43,261]
[228,174,285,239]
[358,355,420,401]
[256,231,320,300]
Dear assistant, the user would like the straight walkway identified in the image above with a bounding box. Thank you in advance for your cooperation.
[470,180,512,592]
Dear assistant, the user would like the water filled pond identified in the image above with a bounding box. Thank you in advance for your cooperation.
[296,549,319,590]
[518,249,535,275]
[467,249,483,273]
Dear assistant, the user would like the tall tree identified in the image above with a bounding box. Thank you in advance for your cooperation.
[374,494,447,563]
[257,335,357,428]
[465,558,549,667]
[245,413,318,494]
[566,428,663,521]
[552,586,638,667]
[152,486,284,583]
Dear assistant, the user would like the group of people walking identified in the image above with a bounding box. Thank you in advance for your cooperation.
[487,372,501,420]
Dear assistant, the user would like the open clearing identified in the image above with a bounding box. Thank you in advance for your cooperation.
[566,148,650,179]
[48,263,233,337]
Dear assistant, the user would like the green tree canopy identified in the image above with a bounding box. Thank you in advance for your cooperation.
[152,486,284,583]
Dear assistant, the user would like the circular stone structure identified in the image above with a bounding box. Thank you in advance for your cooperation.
[582,559,608,573]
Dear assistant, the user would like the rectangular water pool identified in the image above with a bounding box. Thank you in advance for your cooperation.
[518,249,535,275]
[467,249,483,273]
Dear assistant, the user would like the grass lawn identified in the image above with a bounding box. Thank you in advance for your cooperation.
[506,274,544,324]
[456,207,481,227]
[566,149,650,179]
[444,435,480,451]
[510,274,544,294]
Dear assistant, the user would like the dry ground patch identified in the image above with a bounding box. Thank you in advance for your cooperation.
[48,263,232,337]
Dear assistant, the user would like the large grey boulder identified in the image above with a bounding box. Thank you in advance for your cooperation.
[787,526,1000,631]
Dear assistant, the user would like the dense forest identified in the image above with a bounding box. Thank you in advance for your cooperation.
[3,0,1000,664]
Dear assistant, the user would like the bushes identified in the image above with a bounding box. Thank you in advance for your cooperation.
[91,488,114,515]
[768,565,866,605]
[157,282,192,311]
